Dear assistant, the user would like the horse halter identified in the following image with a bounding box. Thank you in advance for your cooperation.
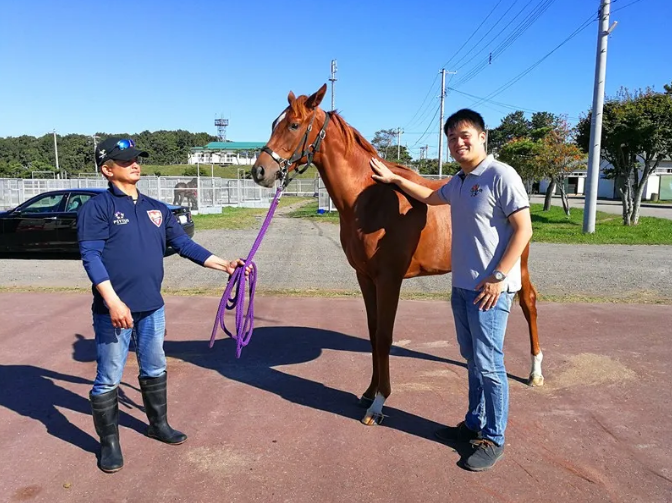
[261,110,331,188]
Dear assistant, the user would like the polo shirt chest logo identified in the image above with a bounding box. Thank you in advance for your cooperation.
[470,184,483,197]
[147,210,163,227]
[113,211,129,225]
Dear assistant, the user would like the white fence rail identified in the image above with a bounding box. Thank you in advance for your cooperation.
[0,174,445,212]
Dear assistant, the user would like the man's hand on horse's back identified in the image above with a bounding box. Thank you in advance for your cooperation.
[370,157,399,185]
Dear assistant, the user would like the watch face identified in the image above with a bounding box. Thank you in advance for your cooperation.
[495,271,505,280]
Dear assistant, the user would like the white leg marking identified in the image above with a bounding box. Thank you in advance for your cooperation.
[362,392,386,425]
[530,351,544,386]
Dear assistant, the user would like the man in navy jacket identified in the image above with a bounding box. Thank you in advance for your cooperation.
[78,137,248,473]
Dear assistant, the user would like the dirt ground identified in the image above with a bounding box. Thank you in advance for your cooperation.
[1,292,670,502]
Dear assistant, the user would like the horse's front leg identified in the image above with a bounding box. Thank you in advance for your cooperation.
[357,272,379,407]
[362,277,402,426]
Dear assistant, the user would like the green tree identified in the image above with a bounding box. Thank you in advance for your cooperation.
[530,111,560,132]
[0,130,218,178]
[487,111,531,154]
[576,88,672,225]
[371,129,412,164]
[410,158,460,176]
[498,138,542,191]
[664,80,672,95]
[534,119,584,216]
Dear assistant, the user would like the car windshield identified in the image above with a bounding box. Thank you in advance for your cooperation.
[21,194,65,213]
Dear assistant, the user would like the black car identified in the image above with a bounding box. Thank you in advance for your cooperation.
[0,188,194,256]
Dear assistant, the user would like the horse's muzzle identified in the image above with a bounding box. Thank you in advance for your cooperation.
[251,165,264,182]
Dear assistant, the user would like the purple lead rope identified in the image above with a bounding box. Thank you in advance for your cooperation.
[209,187,283,357]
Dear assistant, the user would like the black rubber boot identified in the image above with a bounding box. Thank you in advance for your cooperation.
[139,372,187,445]
[90,389,123,473]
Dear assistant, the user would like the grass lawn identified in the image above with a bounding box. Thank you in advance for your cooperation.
[286,200,340,223]
[193,198,672,245]
[529,204,672,245]
[192,197,313,230]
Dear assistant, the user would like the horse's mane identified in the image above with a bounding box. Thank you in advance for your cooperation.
[329,112,378,158]
[291,95,410,170]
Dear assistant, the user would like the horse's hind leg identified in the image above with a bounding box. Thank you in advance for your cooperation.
[519,244,544,386]
[362,276,402,426]
[356,272,378,407]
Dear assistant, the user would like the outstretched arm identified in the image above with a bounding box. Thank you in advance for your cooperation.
[370,158,446,206]
[203,255,251,275]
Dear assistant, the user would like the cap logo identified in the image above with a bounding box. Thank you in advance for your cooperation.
[98,149,106,159]
[147,210,162,227]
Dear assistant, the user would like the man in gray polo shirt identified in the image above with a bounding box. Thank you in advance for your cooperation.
[370,108,532,472]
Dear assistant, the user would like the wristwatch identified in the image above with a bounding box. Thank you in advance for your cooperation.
[493,270,506,281]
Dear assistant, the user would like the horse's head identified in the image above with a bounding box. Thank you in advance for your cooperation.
[251,84,328,187]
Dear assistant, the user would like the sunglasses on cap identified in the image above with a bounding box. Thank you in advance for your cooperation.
[111,139,136,152]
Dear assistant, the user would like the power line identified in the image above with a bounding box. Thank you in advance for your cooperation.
[470,12,597,108]
[455,0,556,85]
[412,104,441,147]
[453,0,558,88]
[441,0,507,69]
[404,76,440,129]
[450,0,528,71]
[612,0,644,13]
[449,87,541,113]
[469,0,647,106]
[448,87,581,119]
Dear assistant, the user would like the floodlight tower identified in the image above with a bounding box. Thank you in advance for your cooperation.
[214,116,229,142]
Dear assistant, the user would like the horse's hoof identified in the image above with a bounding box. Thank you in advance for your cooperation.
[361,412,384,426]
[528,374,545,387]
[358,396,374,408]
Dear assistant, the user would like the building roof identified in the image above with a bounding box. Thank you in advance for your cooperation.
[191,142,266,152]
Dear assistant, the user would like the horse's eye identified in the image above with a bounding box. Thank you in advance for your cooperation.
[290,123,300,130]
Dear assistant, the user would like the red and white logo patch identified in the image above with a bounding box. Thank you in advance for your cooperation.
[147,210,163,227]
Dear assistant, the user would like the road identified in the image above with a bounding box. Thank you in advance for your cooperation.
[529,195,672,220]
[1,215,670,302]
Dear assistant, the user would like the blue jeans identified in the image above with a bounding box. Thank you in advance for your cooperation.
[451,287,514,446]
[91,306,167,396]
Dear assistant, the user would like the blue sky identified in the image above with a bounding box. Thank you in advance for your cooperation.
[1,0,669,159]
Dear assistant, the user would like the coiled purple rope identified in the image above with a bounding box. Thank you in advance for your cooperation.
[209,187,283,357]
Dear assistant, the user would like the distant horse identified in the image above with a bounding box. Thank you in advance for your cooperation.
[173,178,198,209]
[251,84,544,426]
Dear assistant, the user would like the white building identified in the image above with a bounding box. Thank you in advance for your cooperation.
[188,142,266,166]
[597,158,672,201]
[539,169,588,195]
[537,158,672,201]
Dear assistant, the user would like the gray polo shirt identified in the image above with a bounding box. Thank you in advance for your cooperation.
[438,154,529,292]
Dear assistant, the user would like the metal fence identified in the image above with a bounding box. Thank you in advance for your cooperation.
[0,174,445,212]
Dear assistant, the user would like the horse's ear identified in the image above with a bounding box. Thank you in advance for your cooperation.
[287,91,296,105]
[306,84,327,110]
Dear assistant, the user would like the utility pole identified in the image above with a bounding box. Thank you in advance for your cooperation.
[327,59,338,213]
[438,69,446,177]
[329,59,338,111]
[437,69,457,177]
[53,129,61,179]
[91,135,99,173]
[396,127,403,160]
[583,0,616,233]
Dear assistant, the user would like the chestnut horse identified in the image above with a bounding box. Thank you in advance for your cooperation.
[251,84,544,426]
